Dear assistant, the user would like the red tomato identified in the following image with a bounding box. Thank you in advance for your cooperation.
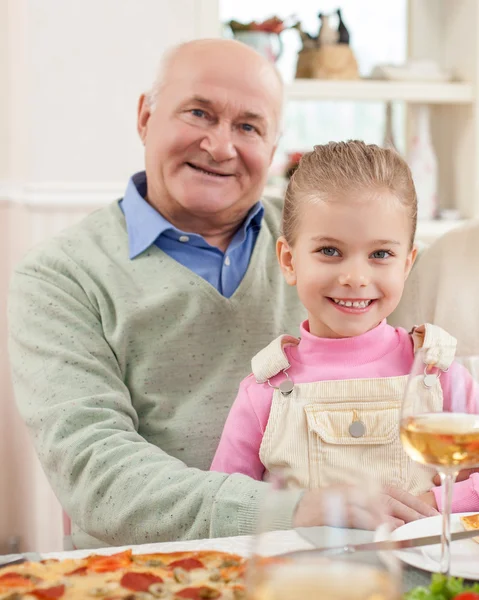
[0,572,35,589]
[120,572,163,592]
[87,550,132,573]
[454,593,479,600]
[168,558,204,571]
[31,584,65,599]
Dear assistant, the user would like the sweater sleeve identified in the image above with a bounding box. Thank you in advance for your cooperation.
[8,256,301,546]
[432,473,479,513]
[210,376,268,479]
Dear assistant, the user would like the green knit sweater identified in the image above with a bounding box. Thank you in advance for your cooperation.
[8,197,306,549]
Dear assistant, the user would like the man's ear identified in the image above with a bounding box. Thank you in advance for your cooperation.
[269,143,278,166]
[404,244,418,280]
[137,94,151,144]
[277,236,297,286]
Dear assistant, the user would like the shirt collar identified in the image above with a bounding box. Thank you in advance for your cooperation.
[120,171,264,258]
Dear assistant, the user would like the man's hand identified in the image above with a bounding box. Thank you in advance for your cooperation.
[418,490,438,510]
[433,468,479,485]
[293,485,439,531]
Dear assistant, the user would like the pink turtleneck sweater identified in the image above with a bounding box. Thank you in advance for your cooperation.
[211,320,479,513]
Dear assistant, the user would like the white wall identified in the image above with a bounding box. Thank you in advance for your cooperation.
[0,2,9,181]
[14,1,200,187]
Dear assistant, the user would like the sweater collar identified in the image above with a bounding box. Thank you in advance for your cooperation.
[289,319,400,367]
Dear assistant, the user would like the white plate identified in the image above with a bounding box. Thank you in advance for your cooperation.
[386,513,479,579]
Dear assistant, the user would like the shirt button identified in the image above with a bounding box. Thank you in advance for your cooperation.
[179,235,189,243]
[224,256,231,266]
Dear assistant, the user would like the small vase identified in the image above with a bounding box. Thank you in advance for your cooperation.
[407,105,438,220]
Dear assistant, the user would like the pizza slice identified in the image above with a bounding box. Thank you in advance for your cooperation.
[460,513,479,543]
[0,549,248,599]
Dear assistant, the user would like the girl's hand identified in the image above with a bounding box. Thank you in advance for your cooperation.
[433,467,479,485]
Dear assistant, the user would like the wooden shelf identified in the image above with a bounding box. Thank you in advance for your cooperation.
[287,79,474,104]
[416,219,468,243]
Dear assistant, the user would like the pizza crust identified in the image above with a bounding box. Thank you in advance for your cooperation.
[460,513,479,544]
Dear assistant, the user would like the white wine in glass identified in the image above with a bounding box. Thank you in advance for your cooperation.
[400,349,479,575]
[401,413,479,468]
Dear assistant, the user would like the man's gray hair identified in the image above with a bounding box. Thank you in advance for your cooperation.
[145,45,179,111]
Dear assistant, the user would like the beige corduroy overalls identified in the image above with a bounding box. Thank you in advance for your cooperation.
[251,324,457,495]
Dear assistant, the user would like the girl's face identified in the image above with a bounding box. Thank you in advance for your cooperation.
[277,189,417,339]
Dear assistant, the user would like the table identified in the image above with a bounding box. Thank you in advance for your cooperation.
[34,528,432,593]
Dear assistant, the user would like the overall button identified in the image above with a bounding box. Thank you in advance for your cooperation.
[349,420,366,438]
[279,379,294,395]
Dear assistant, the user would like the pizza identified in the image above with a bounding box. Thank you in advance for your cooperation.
[460,512,479,544]
[0,549,248,600]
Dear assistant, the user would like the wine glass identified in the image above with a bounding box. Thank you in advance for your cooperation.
[400,349,479,575]
[248,470,401,600]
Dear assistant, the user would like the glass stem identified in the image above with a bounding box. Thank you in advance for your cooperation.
[438,469,458,575]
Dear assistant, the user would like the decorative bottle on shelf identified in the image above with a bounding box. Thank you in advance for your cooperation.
[407,105,438,220]
[383,102,398,151]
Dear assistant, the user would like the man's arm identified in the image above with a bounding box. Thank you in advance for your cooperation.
[8,258,301,545]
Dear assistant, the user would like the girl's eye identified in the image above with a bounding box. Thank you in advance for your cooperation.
[371,250,392,259]
[319,247,340,257]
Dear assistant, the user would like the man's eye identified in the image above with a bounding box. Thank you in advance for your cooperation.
[319,247,340,257]
[240,123,257,133]
[371,250,391,259]
[191,109,206,118]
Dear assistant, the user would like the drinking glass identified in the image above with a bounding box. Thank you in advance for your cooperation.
[400,349,479,574]
[248,470,401,600]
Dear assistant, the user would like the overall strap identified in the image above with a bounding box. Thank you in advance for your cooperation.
[411,324,457,371]
[251,335,300,384]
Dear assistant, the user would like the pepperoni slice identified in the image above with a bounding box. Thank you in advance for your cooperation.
[176,586,221,599]
[65,566,88,576]
[31,584,65,599]
[87,550,133,573]
[120,572,164,592]
[169,558,204,571]
[0,572,35,588]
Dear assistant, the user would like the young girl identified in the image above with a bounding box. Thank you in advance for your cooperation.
[211,140,479,514]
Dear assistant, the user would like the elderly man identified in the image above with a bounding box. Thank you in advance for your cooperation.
[8,39,436,550]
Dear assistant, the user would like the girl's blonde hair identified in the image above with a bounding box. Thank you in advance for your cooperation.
[282,140,417,247]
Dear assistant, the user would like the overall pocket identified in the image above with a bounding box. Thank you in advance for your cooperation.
[304,400,408,489]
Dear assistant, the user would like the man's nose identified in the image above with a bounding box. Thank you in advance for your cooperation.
[199,125,237,162]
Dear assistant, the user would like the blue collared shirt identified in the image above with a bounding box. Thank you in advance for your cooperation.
[119,172,264,298]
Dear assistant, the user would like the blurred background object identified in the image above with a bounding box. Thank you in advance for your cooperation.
[294,10,359,80]
[227,16,290,62]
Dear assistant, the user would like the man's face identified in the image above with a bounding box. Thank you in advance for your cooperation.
[137,53,281,229]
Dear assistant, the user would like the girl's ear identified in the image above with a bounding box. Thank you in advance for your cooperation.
[404,244,418,280]
[277,236,297,286]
